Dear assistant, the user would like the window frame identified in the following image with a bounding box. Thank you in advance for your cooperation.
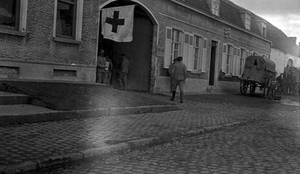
[171,28,183,61]
[0,0,27,35]
[53,0,83,42]
[55,0,77,39]
[262,22,267,37]
[193,35,203,71]
[211,0,220,16]
[164,27,184,68]
[226,44,233,74]
[245,13,251,30]
[0,0,20,30]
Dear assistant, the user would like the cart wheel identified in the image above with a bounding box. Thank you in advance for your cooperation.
[250,83,256,95]
[263,75,272,98]
[240,80,248,95]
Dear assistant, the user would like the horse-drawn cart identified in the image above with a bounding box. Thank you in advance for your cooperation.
[240,56,280,99]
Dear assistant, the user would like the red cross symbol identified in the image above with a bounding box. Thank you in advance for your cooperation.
[105,11,125,33]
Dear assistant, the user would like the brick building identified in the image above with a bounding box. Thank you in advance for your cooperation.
[0,0,272,93]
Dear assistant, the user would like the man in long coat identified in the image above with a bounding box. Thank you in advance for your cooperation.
[170,56,187,103]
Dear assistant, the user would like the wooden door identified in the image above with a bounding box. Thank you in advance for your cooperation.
[115,15,153,91]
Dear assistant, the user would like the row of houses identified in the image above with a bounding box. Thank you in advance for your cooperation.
[0,0,299,93]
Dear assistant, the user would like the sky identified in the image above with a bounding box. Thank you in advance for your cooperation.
[230,0,300,45]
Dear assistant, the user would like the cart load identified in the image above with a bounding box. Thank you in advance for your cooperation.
[242,55,276,84]
[240,56,279,99]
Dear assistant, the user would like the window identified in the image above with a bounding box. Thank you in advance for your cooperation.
[55,0,83,41]
[262,26,266,37]
[56,0,76,38]
[183,33,194,71]
[226,45,233,74]
[0,0,20,29]
[222,44,233,74]
[261,22,266,37]
[193,35,203,70]
[0,0,27,32]
[172,29,183,59]
[211,0,220,16]
[245,13,251,30]
[164,27,183,68]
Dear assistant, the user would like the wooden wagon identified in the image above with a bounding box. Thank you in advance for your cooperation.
[240,56,279,99]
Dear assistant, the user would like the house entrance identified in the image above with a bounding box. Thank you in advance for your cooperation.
[209,41,218,86]
[99,2,154,91]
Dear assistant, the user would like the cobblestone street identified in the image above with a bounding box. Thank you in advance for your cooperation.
[9,93,296,174]
[38,106,300,174]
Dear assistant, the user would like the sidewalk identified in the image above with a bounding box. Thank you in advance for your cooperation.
[0,80,178,126]
[0,81,298,173]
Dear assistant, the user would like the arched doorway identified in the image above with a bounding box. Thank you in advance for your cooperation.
[98,1,157,91]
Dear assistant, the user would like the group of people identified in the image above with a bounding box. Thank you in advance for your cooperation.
[97,50,130,90]
[168,56,188,103]
[97,49,113,85]
[97,51,187,102]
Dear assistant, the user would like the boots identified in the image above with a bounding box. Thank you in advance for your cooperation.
[170,91,176,101]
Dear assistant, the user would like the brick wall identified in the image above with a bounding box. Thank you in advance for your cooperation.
[0,0,99,66]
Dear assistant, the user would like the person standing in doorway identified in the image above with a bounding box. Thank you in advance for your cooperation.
[119,53,130,90]
[170,56,187,103]
[97,49,107,83]
[105,56,113,85]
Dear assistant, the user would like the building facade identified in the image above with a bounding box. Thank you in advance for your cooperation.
[0,0,99,81]
[267,23,300,74]
[0,0,273,93]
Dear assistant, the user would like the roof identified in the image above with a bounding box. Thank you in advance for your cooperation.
[172,0,299,56]
[266,22,299,55]
[172,0,263,37]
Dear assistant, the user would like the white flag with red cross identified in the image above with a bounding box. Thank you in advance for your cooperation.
[101,5,135,42]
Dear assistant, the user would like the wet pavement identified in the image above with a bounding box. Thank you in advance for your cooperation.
[46,114,300,174]
[0,92,299,173]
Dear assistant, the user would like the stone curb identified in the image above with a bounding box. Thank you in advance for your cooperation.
[0,104,179,126]
[0,121,243,174]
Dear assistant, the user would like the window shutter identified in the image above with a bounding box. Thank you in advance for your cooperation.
[229,46,234,75]
[201,38,207,72]
[75,0,84,41]
[222,44,227,73]
[164,27,172,68]
[20,0,28,32]
[236,48,241,77]
[241,49,247,74]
